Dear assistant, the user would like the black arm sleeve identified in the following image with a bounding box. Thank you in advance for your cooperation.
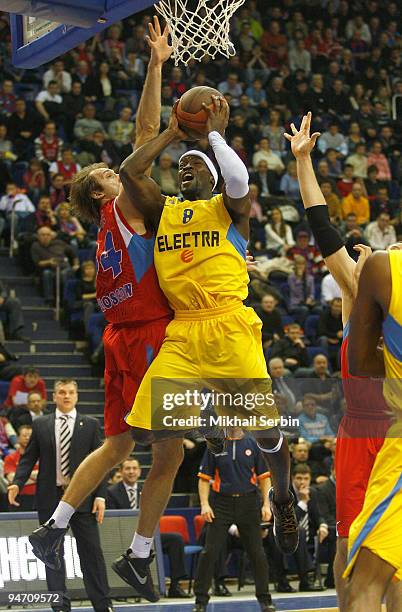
[306,206,344,259]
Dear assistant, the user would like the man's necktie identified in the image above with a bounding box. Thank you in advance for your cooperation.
[300,511,309,541]
[128,487,137,509]
[59,415,72,479]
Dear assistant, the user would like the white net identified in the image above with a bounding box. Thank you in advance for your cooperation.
[155,0,246,65]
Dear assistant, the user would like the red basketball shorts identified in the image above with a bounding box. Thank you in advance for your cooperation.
[335,415,389,538]
[103,317,170,437]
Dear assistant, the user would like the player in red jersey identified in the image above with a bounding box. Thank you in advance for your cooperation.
[285,113,401,611]
[23,20,191,603]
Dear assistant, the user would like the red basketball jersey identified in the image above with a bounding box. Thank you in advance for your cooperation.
[340,321,389,419]
[96,199,171,325]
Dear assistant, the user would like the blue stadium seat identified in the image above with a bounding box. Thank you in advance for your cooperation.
[305,314,320,343]
[0,381,10,405]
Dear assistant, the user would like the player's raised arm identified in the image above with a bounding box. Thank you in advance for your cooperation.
[348,251,390,377]
[119,106,187,227]
[285,112,369,323]
[134,17,172,155]
[203,96,251,239]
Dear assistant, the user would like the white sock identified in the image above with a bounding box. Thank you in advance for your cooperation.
[130,532,153,558]
[48,501,75,529]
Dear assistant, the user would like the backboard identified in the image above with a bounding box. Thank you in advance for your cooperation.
[6,0,156,68]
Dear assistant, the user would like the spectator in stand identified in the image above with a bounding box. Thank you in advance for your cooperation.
[299,396,334,443]
[0,79,16,118]
[25,195,58,234]
[287,255,317,325]
[34,121,63,165]
[151,153,179,196]
[365,213,396,251]
[218,73,243,107]
[0,182,35,237]
[30,227,79,305]
[108,106,134,155]
[5,367,47,408]
[261,20,287,57]
[230,135,248,166]
[0,415,17,457]
[287,230,326,278]
[320,181,342,224]
[318,122,348,157]
[56,202,86,246]
[22,158,46,201]
[327,79,352,120]
[248,183,266,227]
[364,164,382,201]
[345,121,364,153]
[6,99,42,160]
[43,60,72,94]
[35,81,64,123]
[289,40,311,74]
[341,182,370,225]
[345,142,368,179]
[270,323,310,373]
[298,355,336,414]
[49,173,68,208]
[316,467,336,588]
[289,463,329,591]
[325,149,342,179]
[261,110,285,157]
[250,161,275,200]
[264,207,294,256]
[63,81,85,141]
[49,148,81,188]
[0,280,27,341]
[4,424,38,510]
[371,187,394,220]
[268,357,297,416]
[367,140,392,182]
[280,161,300,202]
[74,260,98,333]
[74,104,105,144]
[7,390,45,431]
[246,78,268,110]
[169,67,187,99]
[0,343,23,381]
[0,124,16,162]
[317,298,343,370]
[77,129,119,169]
[252,137,284,174]
[256,294,283,348]
[321,274,341,306]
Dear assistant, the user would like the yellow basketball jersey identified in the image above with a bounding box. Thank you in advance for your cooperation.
[383,249,402,413]
[154,194,249,310]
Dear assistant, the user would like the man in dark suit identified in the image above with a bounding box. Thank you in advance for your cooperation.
[316,467,336,588]
[288,463,328,592]
[8,379,113,612]
[106,456,190,600]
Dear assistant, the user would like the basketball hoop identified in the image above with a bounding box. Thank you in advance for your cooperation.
[155,0,246,65]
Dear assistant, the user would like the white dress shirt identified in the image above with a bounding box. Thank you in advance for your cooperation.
[55,408,76,486]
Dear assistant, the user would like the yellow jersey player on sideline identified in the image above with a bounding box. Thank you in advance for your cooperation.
[119,95,299,561]
[344,247,402,612]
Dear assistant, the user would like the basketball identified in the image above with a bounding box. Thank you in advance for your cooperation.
[176,86,222,139]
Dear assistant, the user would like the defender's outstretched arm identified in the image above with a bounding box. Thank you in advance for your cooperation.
[285,113,370,323]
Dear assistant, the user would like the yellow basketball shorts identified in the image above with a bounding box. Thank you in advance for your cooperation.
[125,302,279,432]
[344,424,402,581]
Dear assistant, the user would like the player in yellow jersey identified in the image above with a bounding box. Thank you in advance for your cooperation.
[343,248,402,612]
[119,95,299,571]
